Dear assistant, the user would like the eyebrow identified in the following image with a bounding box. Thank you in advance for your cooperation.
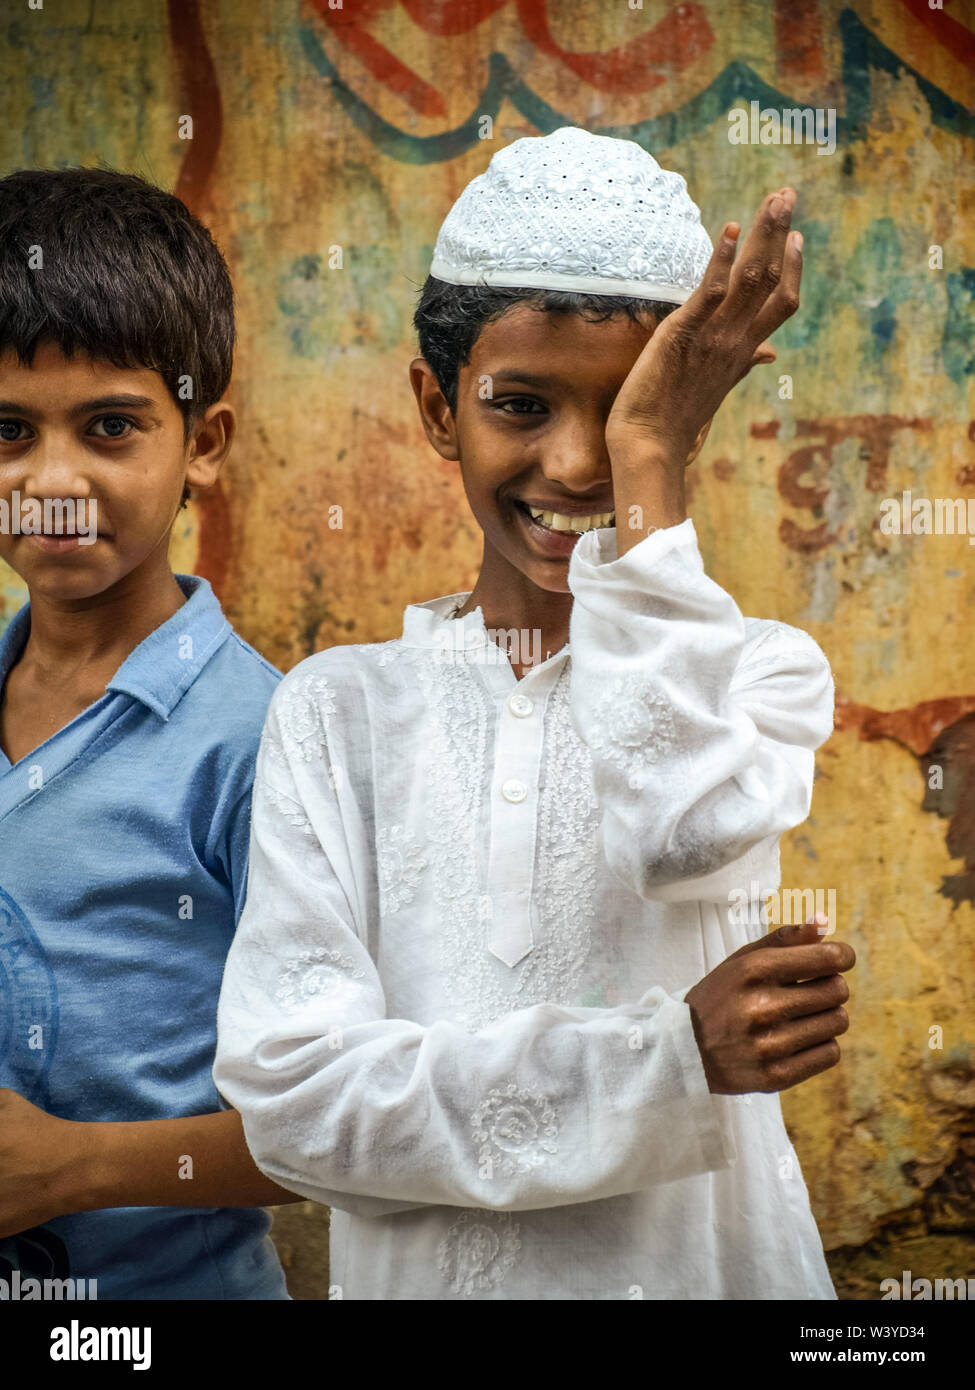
[487,371,563,389]
[0,394,158,415]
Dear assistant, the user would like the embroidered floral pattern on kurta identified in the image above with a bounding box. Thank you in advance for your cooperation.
[214,520,838,1300]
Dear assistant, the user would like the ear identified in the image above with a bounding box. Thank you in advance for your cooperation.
[184,400,236,493]
[409,357,460,462]
[685,417,712,468]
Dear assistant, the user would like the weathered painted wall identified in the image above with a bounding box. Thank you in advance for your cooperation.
[1,0,973,1299]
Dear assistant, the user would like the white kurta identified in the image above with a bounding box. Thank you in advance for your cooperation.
[214,518,838,1300]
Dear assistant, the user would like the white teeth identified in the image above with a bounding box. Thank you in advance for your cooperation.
[526,506,615,532]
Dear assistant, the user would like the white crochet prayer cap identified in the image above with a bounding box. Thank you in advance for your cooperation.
[429,126,713,304]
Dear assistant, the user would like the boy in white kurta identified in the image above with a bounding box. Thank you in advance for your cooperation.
[214,127,855,1299]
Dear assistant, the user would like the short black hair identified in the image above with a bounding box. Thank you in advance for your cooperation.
[0,166,235,444]
[413,276,678,414]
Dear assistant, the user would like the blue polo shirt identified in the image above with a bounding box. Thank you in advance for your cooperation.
[0,573,290,1299]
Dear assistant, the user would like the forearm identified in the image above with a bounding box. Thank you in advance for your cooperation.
[608,437,687,556]
[71,1107,304,1212]
[217,995,737,1213]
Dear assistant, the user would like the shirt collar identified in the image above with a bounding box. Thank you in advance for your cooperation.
[108,574,231,718]
[0,573,231,722]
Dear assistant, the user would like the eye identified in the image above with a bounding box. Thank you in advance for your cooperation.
[494,397,546,416]
[90,414,136,438]
[0,419,29,442]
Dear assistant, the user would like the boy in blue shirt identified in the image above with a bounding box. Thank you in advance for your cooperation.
[0,167,295,1298]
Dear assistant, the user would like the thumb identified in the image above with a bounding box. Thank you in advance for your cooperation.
[748,342,777,368]
[766,912,831,945]
[732,912,830,957]
[736,343,776,387]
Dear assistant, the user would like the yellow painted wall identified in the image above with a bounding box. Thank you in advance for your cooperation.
[2,0,973,1298]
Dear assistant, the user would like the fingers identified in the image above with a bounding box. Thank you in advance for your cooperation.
[748,228,803,345]
[754,940,857,984]
[757,1004,850,1062]
[720,188,796,327]
[768,915,832,945]
[676,221,741,325]
[764,1039,842,1093]
[776,971,851,1021]
[732,914,827,959]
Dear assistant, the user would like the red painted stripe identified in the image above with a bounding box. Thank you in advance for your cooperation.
[191,478,234,598]
[166,0,231,600]
[898,0,975,73]
[311,0,712,102]
[515,0,714,94]
[773,0,826,84]
[167,0,222,214]
[399,0,511,38]
[835,694,975,757]
[309,0,446,117]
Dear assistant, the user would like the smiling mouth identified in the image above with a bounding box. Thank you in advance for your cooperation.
[512,499,615,533]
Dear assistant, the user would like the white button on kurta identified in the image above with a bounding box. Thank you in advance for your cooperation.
[214,519,838,1301]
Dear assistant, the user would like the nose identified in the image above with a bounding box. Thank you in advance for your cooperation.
[21,432,94,502]
[538,408,613,495]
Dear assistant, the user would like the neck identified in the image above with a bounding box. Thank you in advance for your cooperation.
[454,540,573,666]
[20,550,187,681]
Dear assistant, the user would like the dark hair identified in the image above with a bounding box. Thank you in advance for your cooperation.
[0,166,235,449]
[413,276,678,414]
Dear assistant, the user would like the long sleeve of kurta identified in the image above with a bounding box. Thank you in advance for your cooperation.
[566,519,834,904]
[213,661,739,1218]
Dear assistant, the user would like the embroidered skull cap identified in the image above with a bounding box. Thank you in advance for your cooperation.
[429,125,713,304]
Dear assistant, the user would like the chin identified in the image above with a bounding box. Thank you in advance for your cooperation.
[521,559,573,593]
[21,563,117,603]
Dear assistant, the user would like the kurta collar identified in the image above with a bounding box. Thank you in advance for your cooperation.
[400,592,572,690]
[400,592,570,668]
[400,592,488,650]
